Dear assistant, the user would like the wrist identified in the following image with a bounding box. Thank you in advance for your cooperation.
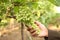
[45,29,48,37]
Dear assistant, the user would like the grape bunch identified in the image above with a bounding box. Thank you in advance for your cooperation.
[15,2,41,34]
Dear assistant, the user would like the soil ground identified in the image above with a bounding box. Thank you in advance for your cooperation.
[0,26,44,40]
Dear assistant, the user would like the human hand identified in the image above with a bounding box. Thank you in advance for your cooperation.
[27,21,48,37]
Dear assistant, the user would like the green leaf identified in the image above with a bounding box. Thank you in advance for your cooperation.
[48,0,60,6]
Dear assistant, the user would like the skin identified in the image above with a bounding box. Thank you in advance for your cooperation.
[27,21,48,37]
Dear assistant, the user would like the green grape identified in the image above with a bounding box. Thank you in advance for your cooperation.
[0,19,8,27]
[15,1,41,34]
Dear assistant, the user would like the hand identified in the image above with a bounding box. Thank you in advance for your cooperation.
[27,21,48,37]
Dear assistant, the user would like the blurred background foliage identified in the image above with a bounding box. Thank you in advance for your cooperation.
[0,0,60,27]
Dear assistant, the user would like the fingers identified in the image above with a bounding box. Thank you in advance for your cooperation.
[34,21,48,37]
[27,27,38,37]
[34,21,41,26]
[27,27,33,31]
[27,27,36,33]
[26,25,35,33]
[27,29,36,33]
[34,21,46,31]
[26,21,48,37]
[31,32,38,36]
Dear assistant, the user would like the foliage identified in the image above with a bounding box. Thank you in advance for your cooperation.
[48,0,60,6]
[0,0,60,34]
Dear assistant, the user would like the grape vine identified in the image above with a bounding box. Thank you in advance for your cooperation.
[0,0,60,34]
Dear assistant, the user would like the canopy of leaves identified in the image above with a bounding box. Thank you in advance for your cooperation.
[0,0,60,27]
[48,0,60,6]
